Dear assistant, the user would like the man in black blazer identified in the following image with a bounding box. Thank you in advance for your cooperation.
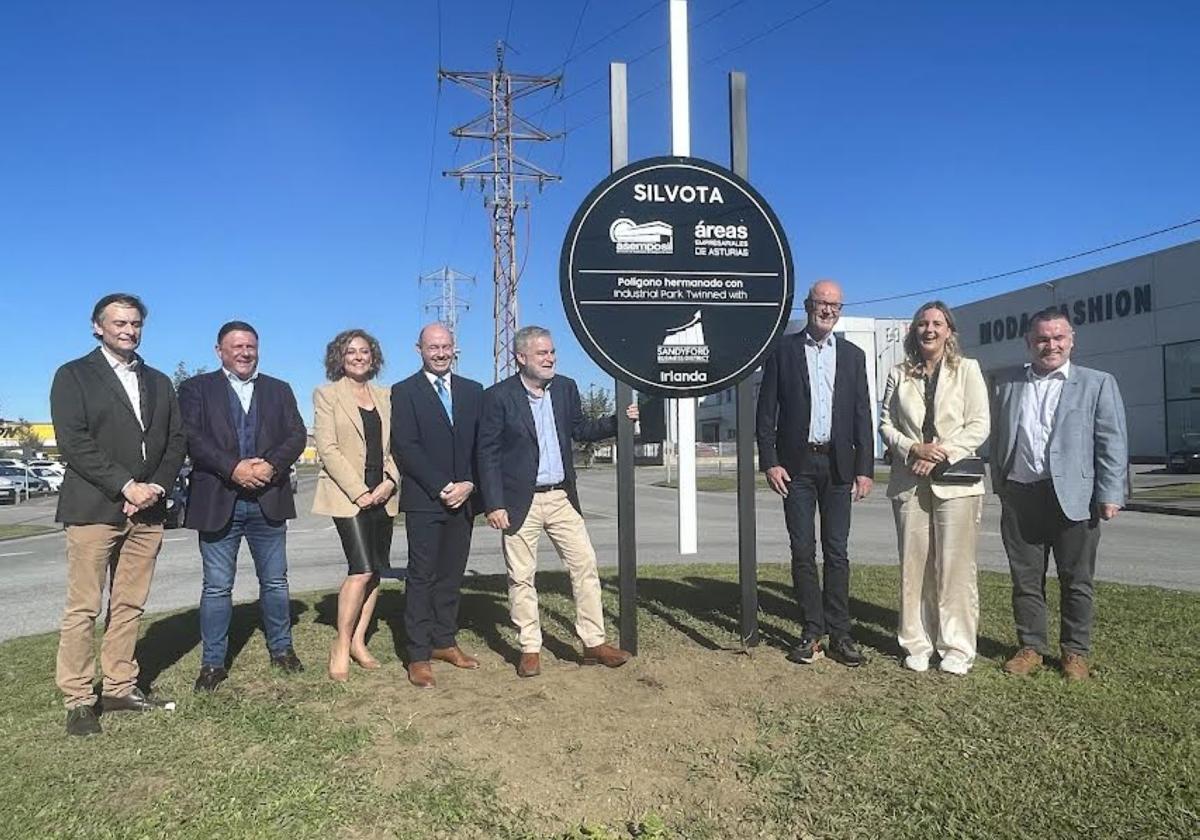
[478,325,637,678]
[177,321,307,692]
[51,293,186,736]
[756,279,874,667]
[391,323,484,689]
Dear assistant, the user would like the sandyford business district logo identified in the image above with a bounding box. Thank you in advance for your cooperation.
[657,311,710,384]
[610,218,673,254]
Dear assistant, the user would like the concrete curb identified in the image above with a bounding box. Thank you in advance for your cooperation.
[1126,502,1200,517]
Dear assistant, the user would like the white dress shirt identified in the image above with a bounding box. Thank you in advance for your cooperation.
[804,330,837,444]
[1010,360,1071,484]
[224,367,258,412]
[100,344,144,430]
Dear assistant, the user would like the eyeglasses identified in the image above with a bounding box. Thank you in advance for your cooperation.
[806,299,843,313]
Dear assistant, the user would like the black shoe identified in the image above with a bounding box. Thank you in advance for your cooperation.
[194,665,228,693]
[66,705,102,737]
[827,637,866,668]
[101,686,174,712]
[786,636,825,665]
[270,647,304,673]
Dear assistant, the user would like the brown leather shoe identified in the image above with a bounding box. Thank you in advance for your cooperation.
[517,652,541,678]
[432,645,480,670]
[1062,651,1090,681]
[407,660,436,689]
[1003,647,1043,676]
[582,643,632,668]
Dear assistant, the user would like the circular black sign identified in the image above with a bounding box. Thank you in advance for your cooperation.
[560,156,794,398]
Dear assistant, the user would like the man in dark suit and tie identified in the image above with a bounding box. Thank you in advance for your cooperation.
[991,307,1128,680]
[756,279,874,668]
[391,323,484,689]
[51,293,187,736]
[177,321,307,692]
[478,325,637,678]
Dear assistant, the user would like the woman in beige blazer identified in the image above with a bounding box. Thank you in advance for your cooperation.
[312,329,399,682]
[879,301,990,674]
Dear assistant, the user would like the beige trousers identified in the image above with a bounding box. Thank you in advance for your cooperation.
[56,521,163,708]
[892,487,981,670]
[501,489,606,652]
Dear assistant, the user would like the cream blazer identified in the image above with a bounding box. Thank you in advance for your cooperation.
[879,357,990,501]
[311,377,400,518]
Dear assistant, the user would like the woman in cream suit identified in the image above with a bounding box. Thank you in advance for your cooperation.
[313,329,399,682]
[879,301,990,674]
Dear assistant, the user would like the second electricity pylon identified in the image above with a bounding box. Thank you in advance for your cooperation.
[441,42,561,382]
[418,267,475,372]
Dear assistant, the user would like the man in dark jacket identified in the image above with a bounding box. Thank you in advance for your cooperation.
[756,279,874,668]
[391,323,483,689]
[178,321,307,692]
[51,293,186,735]
[477,326,637,678]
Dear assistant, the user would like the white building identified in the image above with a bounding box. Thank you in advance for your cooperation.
[953,238,1200,460]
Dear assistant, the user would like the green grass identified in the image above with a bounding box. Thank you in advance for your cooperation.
[0,523,56,541]
[2,563,1196,839]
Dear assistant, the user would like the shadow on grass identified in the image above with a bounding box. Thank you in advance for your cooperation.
[136,599,308,688]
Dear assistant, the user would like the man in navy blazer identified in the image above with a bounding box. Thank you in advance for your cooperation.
[757,279,874,668]
[178,321,307,692]
[991,307,1128,681]
[478,326,637,678]
[391,323,484,688]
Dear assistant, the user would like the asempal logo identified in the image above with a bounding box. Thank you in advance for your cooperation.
[609,218,673,254]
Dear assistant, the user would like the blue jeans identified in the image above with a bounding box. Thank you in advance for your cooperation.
[199,498,292,667]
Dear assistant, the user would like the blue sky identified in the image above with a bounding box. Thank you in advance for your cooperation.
[3,0,1198,422]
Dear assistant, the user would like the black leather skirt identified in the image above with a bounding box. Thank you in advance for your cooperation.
[333,504,393,575]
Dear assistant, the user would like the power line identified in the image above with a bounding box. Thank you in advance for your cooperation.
[416,1,445,276]
[531,0,756,122]
[562,0,837,135]
[544,0,664,74]
[843,216,1200,308]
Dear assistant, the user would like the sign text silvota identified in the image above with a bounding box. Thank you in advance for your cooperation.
[560,156,794,398]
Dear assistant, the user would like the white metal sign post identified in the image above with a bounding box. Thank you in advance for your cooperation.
[669,0,697,554]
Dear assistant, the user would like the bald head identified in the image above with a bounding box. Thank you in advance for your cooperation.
[804,279,844,340]
[417,322,455,376]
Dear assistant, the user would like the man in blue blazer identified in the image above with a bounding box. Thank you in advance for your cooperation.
[991,306,1128,681]
[478,326,637,678]
[756,279,875,668]
[391,323,484,689]
[178,321,307,692]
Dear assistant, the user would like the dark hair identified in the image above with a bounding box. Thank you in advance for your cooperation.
[902,300,961,374]
[1027,306,1071,333]
[91,293,147,325]
[217,320,258,343]
[324,329,385,381]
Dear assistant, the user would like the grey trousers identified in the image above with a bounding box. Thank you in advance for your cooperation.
[999,480,1102,656]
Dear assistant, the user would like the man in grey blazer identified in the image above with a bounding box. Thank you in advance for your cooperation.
[991,307,1128,680]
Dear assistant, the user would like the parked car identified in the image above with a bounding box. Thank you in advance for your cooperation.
[28,459,65,475]
[289,464,299,494]
[0,477,16,505]
[0,466,51,494]
[30,467,63,492]
[1167,438,1200,474]
[0,458,28,469]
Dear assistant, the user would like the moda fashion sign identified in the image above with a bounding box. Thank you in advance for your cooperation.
[561,156,794,397]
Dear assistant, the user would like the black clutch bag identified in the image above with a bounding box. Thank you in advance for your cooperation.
[931,456,985,484]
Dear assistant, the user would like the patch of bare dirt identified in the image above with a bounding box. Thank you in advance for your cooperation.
[319,637,858,833]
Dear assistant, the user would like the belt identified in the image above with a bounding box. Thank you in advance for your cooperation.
[534,482,567,493]
[806,442,831,454]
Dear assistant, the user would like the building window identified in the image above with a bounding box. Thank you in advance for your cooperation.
[1164,339,1200,455]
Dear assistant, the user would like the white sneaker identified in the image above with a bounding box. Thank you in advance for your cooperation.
[903,654,930,672]
[939,656,971,676]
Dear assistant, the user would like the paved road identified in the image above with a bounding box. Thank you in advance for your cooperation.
[1,468,1197,642]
